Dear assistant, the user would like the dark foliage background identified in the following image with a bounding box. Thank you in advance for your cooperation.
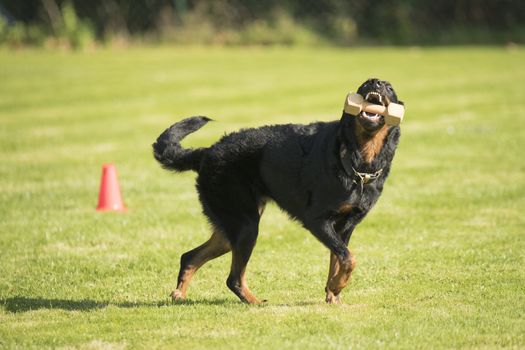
[1,0,524,45]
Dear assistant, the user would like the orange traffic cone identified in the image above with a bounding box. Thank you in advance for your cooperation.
[96,163,127,211]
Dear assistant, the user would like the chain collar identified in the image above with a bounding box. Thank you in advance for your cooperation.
[339,143,383,193]
[351,166,383,185]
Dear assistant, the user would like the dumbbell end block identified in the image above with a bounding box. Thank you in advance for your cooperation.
[384,103,404,126]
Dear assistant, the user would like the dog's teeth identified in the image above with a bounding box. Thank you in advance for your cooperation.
[365,91,383,105]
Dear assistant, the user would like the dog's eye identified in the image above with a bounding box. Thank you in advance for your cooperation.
[387,85,393,92]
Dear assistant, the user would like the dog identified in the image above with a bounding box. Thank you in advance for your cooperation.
[153,78,402,304]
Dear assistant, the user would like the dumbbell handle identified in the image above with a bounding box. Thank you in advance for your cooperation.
[360,102,388,115]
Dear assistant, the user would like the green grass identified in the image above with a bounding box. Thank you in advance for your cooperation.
[0,46,524,349]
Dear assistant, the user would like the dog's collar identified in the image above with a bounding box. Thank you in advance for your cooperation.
[339,143,383,186]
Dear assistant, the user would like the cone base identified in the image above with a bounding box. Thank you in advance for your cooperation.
[96,206,128,212]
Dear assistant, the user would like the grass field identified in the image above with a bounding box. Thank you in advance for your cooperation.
[0,46,524,349]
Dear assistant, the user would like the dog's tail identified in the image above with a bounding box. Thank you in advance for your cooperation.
[152,116,212,172]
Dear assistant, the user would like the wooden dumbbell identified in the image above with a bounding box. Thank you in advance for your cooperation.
[344,93,404,126]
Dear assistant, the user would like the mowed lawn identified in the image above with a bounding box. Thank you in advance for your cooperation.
[0,46,524,349]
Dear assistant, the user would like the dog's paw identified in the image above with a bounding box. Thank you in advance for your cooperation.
[170,290,186,302]
[325,289,341,304]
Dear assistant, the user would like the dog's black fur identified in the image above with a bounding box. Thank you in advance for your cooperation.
[153,78,402,304]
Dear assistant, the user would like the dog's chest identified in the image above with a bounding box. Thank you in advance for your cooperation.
[335,182,380,216]
[337,202,356,216]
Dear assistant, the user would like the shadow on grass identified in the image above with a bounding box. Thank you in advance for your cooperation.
[1,296,236,313]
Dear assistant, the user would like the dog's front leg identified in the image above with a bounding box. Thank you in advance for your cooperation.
[325,252,341,304]
[325,219,361,303]
[325,250,357,304]
[305,219,354,303]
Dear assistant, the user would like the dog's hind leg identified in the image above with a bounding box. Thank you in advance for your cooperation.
[197,176,264,304]
[171,228,231,301]
[226,225,261,304]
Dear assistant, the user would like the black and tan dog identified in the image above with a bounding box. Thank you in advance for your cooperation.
[153,78,402,304]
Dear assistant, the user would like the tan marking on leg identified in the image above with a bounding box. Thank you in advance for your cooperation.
[327,251,357,298]
[325,252,341,304]
[228,251,260,304]
[172,229,231,301]
[239,271,260,304]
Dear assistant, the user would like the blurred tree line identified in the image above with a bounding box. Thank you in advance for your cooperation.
[1,0,524,47]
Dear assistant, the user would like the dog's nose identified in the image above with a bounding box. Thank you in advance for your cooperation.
[375,80,382,88]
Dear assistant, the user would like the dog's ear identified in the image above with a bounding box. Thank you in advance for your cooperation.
[338,113,353,141]
[340,112,353,125]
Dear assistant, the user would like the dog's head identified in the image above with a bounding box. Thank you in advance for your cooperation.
[354,78,403,133]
